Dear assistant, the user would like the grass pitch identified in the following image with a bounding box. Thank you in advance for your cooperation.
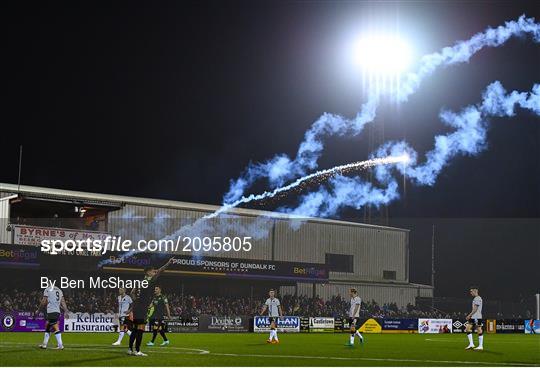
[0,332,538,366]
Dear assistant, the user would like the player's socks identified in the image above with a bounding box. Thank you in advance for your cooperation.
[159,331,168,342]
[268,329,274,341]
[128,329,136,350]
[151,330,158,343]
[54,331,63,347]
[135,330,143,352]
[273,329,278,341]
[465,332,475,348]
[42,332,50,346]
[478,334,484,348]
[118,331,125,343]
[355,331,363,342]
[350,334,355,345]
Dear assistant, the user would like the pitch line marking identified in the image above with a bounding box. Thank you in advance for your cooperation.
[208,352,539,366]
[424,338,536,345]
[0,342,537,366]
[0,342,209,355]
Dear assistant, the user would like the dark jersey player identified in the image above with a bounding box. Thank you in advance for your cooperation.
[147,285,171,346]
[128,257,174,356]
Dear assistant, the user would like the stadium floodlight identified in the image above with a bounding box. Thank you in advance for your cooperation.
[351,34,412,75]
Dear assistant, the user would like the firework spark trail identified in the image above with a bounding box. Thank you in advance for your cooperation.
[97,155,409,266]
[204,154,409,219]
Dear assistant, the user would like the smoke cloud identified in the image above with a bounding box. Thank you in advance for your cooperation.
[224,15,540,205]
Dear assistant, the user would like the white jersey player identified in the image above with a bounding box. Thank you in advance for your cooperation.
[260,289,282,344]
[112,288,133,345]
[465,286,484,350]
[37,285,68,350]
[346,288,364,346]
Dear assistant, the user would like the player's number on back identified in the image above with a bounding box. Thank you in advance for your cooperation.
[182,236,252,252]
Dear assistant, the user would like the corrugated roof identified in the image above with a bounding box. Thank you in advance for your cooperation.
[0,182,408,232]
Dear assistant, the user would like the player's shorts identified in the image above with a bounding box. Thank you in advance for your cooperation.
[132,318,146,326]
[349,317,361,329]
[150,318,167,331]
[46,312,60,324]
[268,316,278,324]
[132,305,148,326]
[119,315,132,328]
[467,318,484,328]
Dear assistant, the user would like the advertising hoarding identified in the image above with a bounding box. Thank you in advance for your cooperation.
[0,310,63,332]
[308,317,335,332]
[167,317,199,332]
[382,318,418,333]
[418,319,453,334]
[198,316,250,332]
[253,316,300,333]
[64,313,116,332]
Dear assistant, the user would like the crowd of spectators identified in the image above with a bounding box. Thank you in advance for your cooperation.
[0,288,455,318]
[1,288,532,319]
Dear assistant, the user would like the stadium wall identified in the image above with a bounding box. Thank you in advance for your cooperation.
[0,193,12,244]
[273,220,408,283]
[109,203,409,284]
[0,183,431,307]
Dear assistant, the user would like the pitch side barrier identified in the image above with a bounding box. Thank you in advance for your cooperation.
[1,311,535,334]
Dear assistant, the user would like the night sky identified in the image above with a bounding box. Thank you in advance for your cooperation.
[2,1,539,300]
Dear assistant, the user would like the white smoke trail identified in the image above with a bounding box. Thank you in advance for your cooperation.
[281,81,539,218]
[224,15,540,204]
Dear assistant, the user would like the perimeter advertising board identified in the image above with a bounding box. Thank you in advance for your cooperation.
[418,319,452,333]
[0,310,62,332]
[198,316,250,332]
[64,313,116,332]
[308,317,335,332]
[253,316,300,333]
[496,319,525,333]
[167,317,199,332]
[381,318,418,333]
[524,320,540,334]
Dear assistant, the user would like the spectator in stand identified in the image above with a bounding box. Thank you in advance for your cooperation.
[0,288,522,319]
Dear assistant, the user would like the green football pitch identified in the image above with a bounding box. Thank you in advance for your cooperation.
[0,332,538,366]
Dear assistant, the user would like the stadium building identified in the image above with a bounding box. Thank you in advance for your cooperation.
[0,182,433,307]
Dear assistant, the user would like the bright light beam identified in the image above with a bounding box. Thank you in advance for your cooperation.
[351,34,413,94]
